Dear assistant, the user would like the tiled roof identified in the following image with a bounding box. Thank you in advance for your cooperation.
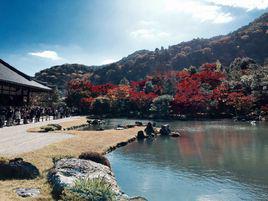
[0,59,51,91]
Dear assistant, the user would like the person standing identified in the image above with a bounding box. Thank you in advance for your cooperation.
[0,106,6,128]
[14,108,21,125]
[6,107,13,126]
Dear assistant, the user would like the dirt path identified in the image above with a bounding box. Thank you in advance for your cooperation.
[0,117,81,157]
[0,117,144,201]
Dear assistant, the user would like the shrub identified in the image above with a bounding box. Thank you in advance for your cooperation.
[0,156,9,164]
[47,124,62,130]
[150,95,174,118]
[41,124,62,132]
[41,126,54,132]
[52,155,75,164]
[79,152,111,169]
[0,158,39,180]
[61,178,116,201]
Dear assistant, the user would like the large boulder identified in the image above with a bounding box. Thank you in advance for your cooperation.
[0,158,39,180]
[171,132,181,137]
[160,124,171,136]
[137,130,146,140]
[48,158,124,198]
[135,121,143,126]
[144,122,155,136]
[79,151,111,168]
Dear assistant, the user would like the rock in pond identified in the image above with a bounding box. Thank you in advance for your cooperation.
[171,132,181,137]
[0,158,39,180]
[48,158,124,198]
[119,196,148,201]
[137,130,146,140]
[144,122,155,136]
[15,188,40,198]
[116,126,125,130]
[135,121,143,126]
[128,197,148,201]
[160,124,171,136]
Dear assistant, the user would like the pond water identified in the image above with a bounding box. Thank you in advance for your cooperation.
[107,120,268,201]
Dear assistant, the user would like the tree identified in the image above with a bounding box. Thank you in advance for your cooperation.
[129,91,157,116]
[144,81,154,94]
[32,87,61,107]
[150,95,173,118]
[226,92,254,116]
[91,97,111,115]
[119,77,130,85]
[107,85,131,114]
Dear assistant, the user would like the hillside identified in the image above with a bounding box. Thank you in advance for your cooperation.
[35,12,268,91]
[34,64,97,94]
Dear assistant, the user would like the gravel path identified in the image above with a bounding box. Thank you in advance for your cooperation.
[0,117,78,157]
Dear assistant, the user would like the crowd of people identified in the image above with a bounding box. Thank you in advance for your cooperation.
[0,106,72,128]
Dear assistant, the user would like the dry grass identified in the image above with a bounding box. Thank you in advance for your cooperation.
[0,117,143,201]
[27,117,88,133]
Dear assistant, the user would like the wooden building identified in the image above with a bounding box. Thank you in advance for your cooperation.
[0,59,51,106]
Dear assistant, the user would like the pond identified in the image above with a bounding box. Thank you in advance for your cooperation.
[107,120,268,201]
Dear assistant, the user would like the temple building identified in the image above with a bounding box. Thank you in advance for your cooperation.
[0,59,51,106]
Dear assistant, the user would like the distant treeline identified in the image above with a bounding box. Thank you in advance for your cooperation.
[66,58,268,120]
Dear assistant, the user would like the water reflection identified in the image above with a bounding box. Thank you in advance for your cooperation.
[107,120,268,201]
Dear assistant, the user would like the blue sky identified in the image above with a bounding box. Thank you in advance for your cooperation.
[0,0,267,75]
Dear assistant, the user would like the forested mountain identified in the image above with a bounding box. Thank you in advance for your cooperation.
[34,64,97,95]
[35,13,268,92]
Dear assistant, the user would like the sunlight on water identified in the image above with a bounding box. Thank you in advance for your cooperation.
[107,120,268,201]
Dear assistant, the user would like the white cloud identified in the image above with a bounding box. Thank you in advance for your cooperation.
[130,28,170,40]
[101,58,117,65]
[206,0,268,11]
[139,20,157,26]
[28,50,63,60]
[165,0,234,24]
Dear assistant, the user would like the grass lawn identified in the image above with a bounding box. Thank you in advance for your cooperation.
[0,117,143,200]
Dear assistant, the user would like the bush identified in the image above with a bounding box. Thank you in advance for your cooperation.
[61,178,116,201]
[79,152,111,169]
[0,156,9,164]
[47,124,62,130]
[0,158,39,180]
[52,155,75,164]
[41,124,62,132]
[150,95,174,118]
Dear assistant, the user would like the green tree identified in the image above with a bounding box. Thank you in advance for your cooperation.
[92,97,111,115]
[144,81,154,94]
[150,95,173,118]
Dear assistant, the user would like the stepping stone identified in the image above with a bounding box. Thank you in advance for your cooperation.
[15,188,40,198]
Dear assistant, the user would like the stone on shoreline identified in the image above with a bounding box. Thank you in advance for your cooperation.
[87,119,105,125]
[135,121,143,126]
[137,130,146,140]
[120,196,148,201]
[144,122,155,136]
[171,132,181,137]
[48,158,123,198]
[160,124,171,136]
[48,158,146,200]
